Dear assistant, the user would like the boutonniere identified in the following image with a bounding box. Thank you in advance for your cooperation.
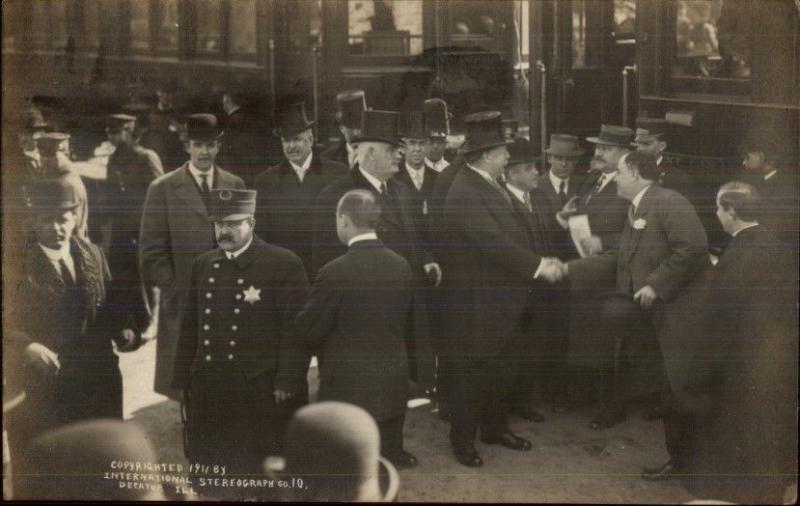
[633,218,647,230]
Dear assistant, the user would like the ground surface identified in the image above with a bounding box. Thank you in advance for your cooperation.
[120,339,696,503]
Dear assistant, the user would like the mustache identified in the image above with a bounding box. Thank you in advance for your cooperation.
[218,234,234,242]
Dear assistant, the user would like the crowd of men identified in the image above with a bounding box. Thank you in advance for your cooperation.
[3,85,798,503]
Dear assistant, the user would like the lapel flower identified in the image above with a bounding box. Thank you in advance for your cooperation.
[633,218,647,230]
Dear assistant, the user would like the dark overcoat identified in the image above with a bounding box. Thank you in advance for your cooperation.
[576,172,629,252]
[295,239,416,421]
[139,163,245,399]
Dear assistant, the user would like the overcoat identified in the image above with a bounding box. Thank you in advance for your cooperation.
[139,163,245,399]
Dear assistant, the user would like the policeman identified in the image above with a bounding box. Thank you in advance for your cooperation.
[172,189,309,500]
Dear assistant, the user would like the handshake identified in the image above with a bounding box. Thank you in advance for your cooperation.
[538,257,568,284]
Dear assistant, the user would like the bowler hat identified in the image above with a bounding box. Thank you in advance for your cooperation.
[264,402,399,502]
[461,111,513,154]
[633,117,668,144]
[208,189,257,222]
[423,98,450,138]
[35,132,71,157]
[106,113,137,133]
[27,176,80,211]
[186,113,223,142]
[336,89,368,130]
[586,124,634,147]
[507,138,536,166]
[399,111,427,140]
[354,110,402,146]
[544,133,585,157]
[274,101,315,138]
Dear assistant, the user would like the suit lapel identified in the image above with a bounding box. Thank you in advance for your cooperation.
[622,186,655,263]
[173,164,210,219]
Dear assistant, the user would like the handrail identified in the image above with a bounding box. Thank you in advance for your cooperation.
[535,60,547,155]
[268,38,276,123]
[312,43,321,140]
[622,64,637,127]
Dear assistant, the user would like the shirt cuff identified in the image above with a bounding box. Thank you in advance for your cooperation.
[556,213,569,229]
[532,259,545,279]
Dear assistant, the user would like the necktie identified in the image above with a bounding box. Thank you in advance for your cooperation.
[59,258,75,287]
[558,180,567,202]
[594,175,605,194]
[199,173,210,194]
[379,182,388,195]
[523,191,533,212]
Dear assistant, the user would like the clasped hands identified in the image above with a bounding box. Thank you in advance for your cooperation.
[538,257,568,283]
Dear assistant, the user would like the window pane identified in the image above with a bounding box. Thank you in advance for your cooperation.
[229,0,257,55]
[84,0,100,49]
[286,0,322,53]
[196,0,221,53]
[155,0,179,51]
[673,0,750,79]
[613,0,636,36]
[130,0,149,51]
[348,0,423,56]
[31,1,48,47]
[450,0,501,47]
[2,0,27,49]
[572,1,587,68]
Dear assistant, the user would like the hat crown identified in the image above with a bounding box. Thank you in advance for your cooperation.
[28,176,80,211]
[587,124,634,147]
[422,98,450,137]
[462,111,509,154]
[274,101,314,137]
[507,138,534,165]
[186,113,222,141]
[356,110,401,146]
[337,89,368,129]
[208,189,257,221]
[399,111,426,139]
[545,133,585,157]
[36,132,70,156]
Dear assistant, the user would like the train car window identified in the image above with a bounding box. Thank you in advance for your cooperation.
[229,0,257,56]
[348,0,423,56]
[613,0,636,38]
[571,0,603,69]
[130,0,150,52]
[83,0,101,50]
[286,0,323,54]
[196,0,222,55]
[31,1,48,48]
[449,0,503,48]
[672,0,751,81]
[154,0,179,53]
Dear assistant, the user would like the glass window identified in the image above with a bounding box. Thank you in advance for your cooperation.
[572,1,588,68]
[196,0,222,54]
[673,0,751,80]
[83,0,101,49]
[348,0,423,56]
[2,0,28,49]
[155,0,179,52]
[31,1,48,47]
[450,0,501,44]
[130,0,150,52]
[613,0,636,37]
[229,0,257,56]
[286,0,322,53]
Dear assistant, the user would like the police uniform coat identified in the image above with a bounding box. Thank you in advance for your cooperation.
[172,235,309,475]
[139,163,245,399]
[254,152,348,274]
[295,238,415,421]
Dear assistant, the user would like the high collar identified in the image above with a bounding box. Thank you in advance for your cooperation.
[505,182,528,204]
[731,223,760,238]
[357,166,386,193]
[224,236,254,260]
[188,162,215,188]
[288,152,313,173]
[631,184,653,210]
[213,235,262,269]
[348,232,379,247]
[548,171,569,193]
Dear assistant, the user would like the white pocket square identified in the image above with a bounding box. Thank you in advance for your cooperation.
[633,218,647,230]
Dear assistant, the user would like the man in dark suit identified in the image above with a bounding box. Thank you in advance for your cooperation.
[422,98,452,173]
[139,114,246,400]
[674,182,797,502]
[538,134,583,259]
[321,89,367,169]
[296,189,419,469]
[440,111,562,467]
[172,189,308,500]
[554,151,709,431]
[218,88,263,185]
[254,102,348,275]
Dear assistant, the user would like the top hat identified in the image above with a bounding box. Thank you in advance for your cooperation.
[423,98,450,138]
[633,117,668,144]
[106,113,137,133]
[264,402,399,502]
[507,138,537,166]
[461,111,513,154]
[586,124,634,148]
[36,132,71,157]
[501,119,519,140]
[544,133,585,157]
[186,113,223,142]
[336,89,368,130]
[354,110,402,146]
[399,111,427,140]
[27,176,80,211]
[273,101,315,138]
[208,189,257,222]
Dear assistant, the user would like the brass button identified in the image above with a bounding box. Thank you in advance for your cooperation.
[227,354,234,360]
[205,355,211,361]
[213,263,220,269]
[205,308,211,314]
[204,340,210,346]
[203,324,210,331]
[208,277,215,284]
[234,308,240,314]
[235,294,242,301]
[230,341,236,346]
[237,279,244,285]
[231,325,238,331]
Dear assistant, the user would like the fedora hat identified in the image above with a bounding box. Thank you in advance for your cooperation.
[586,124,634,148]
[208,189,257,222]
[264,402,399,502]
[544,133,585,157]
[399,111,427,140]
[27,176,80,211]
[336,89,368,130]
[633,117,668,145]
[461,111,513,154]
[423,98,450,138]
[354,110,402,146]
[274,101,315,138]
[186,113,223,142]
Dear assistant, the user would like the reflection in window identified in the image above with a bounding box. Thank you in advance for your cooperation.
[230,0,257,55]
[674,0,750,79]
[155,0,179,51]
[613,0,636,36]
[286,0,322,53]
[197,0,221,53]
[348,0,423,56]
[450,0,501,39]
[572,1,587,68]
[130,0,149,51]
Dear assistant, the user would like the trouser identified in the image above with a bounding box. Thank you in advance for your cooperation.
[377,414,406,457]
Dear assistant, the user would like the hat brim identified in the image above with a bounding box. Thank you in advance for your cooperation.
[354,136,402,147]
[544,148,584,157]
[273,122,315,138]
[586,136,630,148]
[187,132,224,142]
[632,134,663,146]
[461,138,514,154]
[208,212,252,222]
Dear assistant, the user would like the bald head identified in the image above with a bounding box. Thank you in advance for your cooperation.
[336,189,382,245]
[716,181,762,235]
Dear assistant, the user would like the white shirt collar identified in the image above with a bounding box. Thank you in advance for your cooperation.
[656,155,664,166]
[346,143,358,168]
[764,170,777,181]
[225,236,253,259]
[358,166,386,193]
[39,242,70,262]
[631,184,653,210]
[505,183,527,204]
[596,171,617,191]
[348,232,379,247]
[405,162,425,189]
[424,157,449,172]
[188,162,214,189]
[289,153,313,179]
[732,223,759,237]
[467,164,497,185]
[24,149,40,162]
[548,171,569,193]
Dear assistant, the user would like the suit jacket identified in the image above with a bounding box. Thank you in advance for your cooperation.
[536,172,581,259]
[440,167,543,358]
[575,172,629,252]
[392,163,439,246]
[295,239,418,421]
[139,162,245,397]
[172,236,309,391]
[254,153,348,274]
[752,170,800,248]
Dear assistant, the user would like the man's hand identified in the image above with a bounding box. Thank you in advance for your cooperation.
[424,262,442,287]
[633,285,658,309]
[538,257,568,284]
[24,343,61,375]
[273,388,295,404]
[117,328,139,352]
[579,235,603,256]
[557,196,580,220]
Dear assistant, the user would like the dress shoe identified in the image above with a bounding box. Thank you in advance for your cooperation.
[449,438,483,467]
[511,405,545,423]
[589,410,626,430]
[641,459,677,481]
[385,450,419,470]
[480,432,533,451]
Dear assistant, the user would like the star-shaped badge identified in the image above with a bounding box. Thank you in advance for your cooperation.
[243,285,261,304]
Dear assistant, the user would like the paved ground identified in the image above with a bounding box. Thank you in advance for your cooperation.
[120,339,696,503]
